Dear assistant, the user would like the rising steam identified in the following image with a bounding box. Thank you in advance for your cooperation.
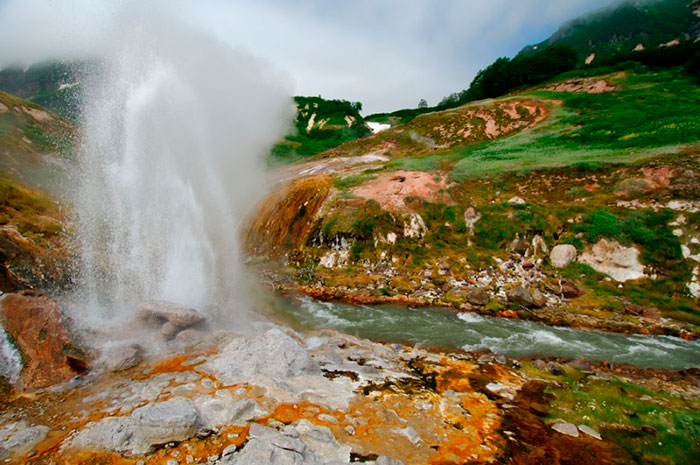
[73,4,292,327]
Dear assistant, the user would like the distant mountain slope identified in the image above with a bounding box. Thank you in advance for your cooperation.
[0,61,85,120]
[519,0,700,64]
[0,90,75,194]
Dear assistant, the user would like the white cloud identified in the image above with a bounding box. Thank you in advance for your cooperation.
[0,0,616,113]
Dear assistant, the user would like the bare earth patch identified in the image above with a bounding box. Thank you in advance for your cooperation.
[541,78,616,94]
[353,170,450,212]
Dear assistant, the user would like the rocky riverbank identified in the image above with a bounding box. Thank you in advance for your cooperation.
[1,295,699,464]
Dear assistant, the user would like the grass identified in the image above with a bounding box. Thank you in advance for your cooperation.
[436,69,700,181]
[546,377,700,465]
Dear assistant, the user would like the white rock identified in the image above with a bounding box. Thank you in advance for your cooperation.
[578,239,645,282]
[69,397,201,456]
[403,213,427,239]
[689,267,700,298]
[464,207,481,236]
[550,244,577,268]
[507,196,526,205]
[201,328,320,386]
[396,426,422,444]
[551,422,579,437]
[578,424,602,440]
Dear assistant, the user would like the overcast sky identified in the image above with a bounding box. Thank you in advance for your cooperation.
[0,0,617,114]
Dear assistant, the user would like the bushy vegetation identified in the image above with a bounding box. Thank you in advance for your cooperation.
[269,96,371,164]
[454,45,579,102]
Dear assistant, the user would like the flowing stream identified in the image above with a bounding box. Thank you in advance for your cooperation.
[271,296,700,370]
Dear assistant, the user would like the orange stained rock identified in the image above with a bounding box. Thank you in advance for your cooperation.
[149,354,191,374]
[0,292,89,390]
[244,174,332,257]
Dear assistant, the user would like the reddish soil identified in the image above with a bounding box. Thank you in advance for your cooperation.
[353,170,450,212]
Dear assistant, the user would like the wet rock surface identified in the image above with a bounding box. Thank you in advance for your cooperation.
[0,323,697,465]
[0,292,89,390]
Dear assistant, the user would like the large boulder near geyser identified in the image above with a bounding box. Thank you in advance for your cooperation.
[134,300,207,341]
[69,396,201,456]
[0,291,88,390]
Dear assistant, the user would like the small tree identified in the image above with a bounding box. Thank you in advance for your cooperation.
[418,98,428,108]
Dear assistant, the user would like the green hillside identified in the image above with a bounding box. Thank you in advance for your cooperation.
[0,61,84,120]
[251,64,700,341]
[270,96,371,164]
[520,0,699,63]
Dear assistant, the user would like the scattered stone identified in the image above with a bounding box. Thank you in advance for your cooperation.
[485,382,515,400]
[466,288,490,306]
[578,424,602,440]
[546,361,565,375]
[507,196,526,205]
[506,286,545,308]
[101,343,143,372]
[578,239,645,282]
[552,422,579,437]
[567,358,592,372]
[554,281,585,299]
[550,244,577,268]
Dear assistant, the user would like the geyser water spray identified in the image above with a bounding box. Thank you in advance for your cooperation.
[73,4,292,327]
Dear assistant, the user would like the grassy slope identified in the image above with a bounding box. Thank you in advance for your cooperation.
[0,90,76,194]
[0,92,73,291]
[256,67,700,335]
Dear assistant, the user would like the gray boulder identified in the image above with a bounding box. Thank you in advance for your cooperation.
[102,343,143,372]
[506,286,545,308]
[466,288,490,306]
[550,244,577,268]
[0,421,49,462]
[135,301,207,328]
[219,429,326,465]
[196,391,265,429]
[202,328,320,385]
[70,396,201,456]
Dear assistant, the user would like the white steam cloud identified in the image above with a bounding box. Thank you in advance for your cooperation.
[2,1,294,331]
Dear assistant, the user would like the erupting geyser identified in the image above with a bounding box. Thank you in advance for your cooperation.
[73,4,292,327]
